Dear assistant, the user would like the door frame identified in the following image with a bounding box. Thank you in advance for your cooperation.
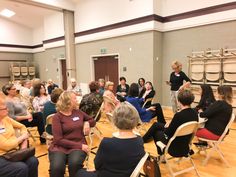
[90,53,120,81]
[57,57,66,89]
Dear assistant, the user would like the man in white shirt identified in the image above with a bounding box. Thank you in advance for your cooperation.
[67,78,82,96]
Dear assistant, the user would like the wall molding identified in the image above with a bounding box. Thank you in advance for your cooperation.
[1,2,236,51]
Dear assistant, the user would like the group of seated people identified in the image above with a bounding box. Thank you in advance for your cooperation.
[0,75,234,177]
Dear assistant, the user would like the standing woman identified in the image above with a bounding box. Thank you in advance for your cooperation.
[167,61,191,113]
[49,91,95,177]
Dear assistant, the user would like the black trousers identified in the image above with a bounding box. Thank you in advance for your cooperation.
[143,122,168,154]
[49,150,87,177]
[150,103,166,124]
[20,112,45,143]
[0,156,38,177]
[76,169,97,177]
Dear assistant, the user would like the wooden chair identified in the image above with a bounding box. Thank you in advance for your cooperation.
[190,59,204,84]
[88,103,104,148]
[156,121,200,177]
[20,66,28,77]
[197,113,235,167]
[43,114,55,146]
[222,58,236,85]
[130,152,149,177]
[205,59,221,84]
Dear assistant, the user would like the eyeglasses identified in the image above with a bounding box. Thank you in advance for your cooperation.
[10,88,16,90]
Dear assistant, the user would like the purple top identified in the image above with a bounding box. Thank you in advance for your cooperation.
[49,109,95,154]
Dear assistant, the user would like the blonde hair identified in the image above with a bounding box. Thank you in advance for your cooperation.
[105,81,114,89]
[113,102,139,130]
[171,60,182,70]
[56,91,74,112]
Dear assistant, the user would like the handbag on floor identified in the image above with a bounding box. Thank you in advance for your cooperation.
[2,147,35,162]
[143,155,161,177]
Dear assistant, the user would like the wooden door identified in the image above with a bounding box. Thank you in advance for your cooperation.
[61,60,67,90]
[94,55,119,91]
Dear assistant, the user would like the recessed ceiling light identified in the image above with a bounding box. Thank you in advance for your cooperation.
[0,9,15,18]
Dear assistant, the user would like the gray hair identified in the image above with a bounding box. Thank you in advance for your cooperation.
[113,102,140,130]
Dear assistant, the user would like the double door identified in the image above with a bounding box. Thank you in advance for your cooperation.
[94,55,119,91]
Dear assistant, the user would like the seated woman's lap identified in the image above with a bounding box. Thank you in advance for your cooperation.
[49,150,87,177]
[0,156,38,177]
[196,128,220,140]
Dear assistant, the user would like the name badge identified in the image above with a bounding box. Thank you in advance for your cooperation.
[72,117,80,121]
[0,127,6,134]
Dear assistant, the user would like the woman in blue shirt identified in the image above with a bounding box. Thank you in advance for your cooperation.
[126,83,166,123]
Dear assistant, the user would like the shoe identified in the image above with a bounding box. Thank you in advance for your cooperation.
[194,141,208,147]
[189,149,195,155]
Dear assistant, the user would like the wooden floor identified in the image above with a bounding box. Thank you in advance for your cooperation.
[34,108,236,177]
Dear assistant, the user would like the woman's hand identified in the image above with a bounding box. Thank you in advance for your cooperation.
[83,121,90,135]
[17,133,29,144]
[20,139,28,149]
[147,106,156,111]
[82,144,90,153]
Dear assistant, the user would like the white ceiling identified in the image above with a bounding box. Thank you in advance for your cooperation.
[0,0,78,29]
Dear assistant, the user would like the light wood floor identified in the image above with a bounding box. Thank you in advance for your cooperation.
[34,108,236,177]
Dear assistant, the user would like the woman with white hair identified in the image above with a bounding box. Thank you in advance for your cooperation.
[76,102,145,177]
[166,61,191,113]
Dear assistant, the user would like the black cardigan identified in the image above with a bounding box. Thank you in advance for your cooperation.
[200,100,232,136]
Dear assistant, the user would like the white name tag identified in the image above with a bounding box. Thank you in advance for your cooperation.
[0,128,6,134]
[72,117,80,121]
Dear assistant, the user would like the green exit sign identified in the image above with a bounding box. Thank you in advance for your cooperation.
[100,48,107,54]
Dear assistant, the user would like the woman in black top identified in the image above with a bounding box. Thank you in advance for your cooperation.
[196,85,233,140]
[143,90,198,156]
[76,102,145,177]
[167,61,191,113]
[116,77,129,101]
[195,84,216,112]
[139,81,155,108]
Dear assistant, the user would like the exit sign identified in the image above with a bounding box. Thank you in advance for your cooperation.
[100,48,107,54]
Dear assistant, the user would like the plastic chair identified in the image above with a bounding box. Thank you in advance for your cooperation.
[197,113,235,167]
[130,152,149,177]
[156,121,200,177]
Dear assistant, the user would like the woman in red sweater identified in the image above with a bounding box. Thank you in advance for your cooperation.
[49,91,95,177]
